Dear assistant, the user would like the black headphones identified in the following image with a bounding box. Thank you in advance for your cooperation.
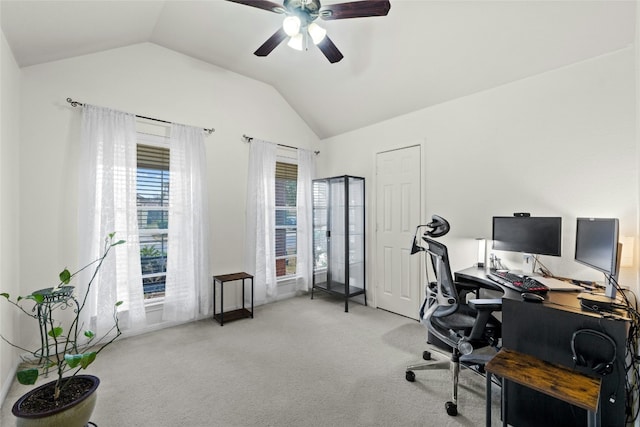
[571,329,617,376]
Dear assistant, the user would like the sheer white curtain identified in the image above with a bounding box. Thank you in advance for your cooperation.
[244,140,277,304]
[163,124,211,322]
[296,148,316,291]
[78,104,147,334]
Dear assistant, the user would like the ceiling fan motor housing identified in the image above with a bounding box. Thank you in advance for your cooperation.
[284,0,321,23]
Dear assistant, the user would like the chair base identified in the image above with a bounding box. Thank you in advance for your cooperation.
[405,345,461,416]
[405,344,499,417]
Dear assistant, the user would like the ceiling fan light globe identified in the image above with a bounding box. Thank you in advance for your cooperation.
[287,33,304,51]
[283,16,301,36]
[308,22,326,45]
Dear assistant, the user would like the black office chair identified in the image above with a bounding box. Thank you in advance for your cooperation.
[405,216,502,416]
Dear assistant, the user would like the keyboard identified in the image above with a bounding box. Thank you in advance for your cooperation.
[488,271,549,293]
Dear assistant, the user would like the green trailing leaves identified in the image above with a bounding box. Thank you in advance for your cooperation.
[64,354,83,368]
[48,327,63,339]
[59,268,71,284]
[81,352,96,369]
[16,369,39,385]
[30,293,45,304]
[65,352,97,369]
[0,233,124,402]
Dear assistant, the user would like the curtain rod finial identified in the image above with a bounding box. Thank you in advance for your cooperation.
[67,98,83,107]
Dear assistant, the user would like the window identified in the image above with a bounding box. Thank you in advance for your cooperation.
[275,161,298,279]
[137,140,169,299]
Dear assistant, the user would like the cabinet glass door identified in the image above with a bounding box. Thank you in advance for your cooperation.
[328,177,346,291]
[347,176,364,293]
[313,180,328,287]
[312,175,366,311]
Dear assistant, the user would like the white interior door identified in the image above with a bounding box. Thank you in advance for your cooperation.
[375,145,422,319]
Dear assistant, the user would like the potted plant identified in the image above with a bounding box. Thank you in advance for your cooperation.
[1,233,124,427]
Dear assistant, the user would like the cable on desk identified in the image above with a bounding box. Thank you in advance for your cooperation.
[624,309,640,423]
[569,272,640,424]
[532,255,553,277]
[611,281,640,424]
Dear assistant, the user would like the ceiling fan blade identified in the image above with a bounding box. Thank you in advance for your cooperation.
[226,0,286,14]
[320,0,390,20]
[316,35,344,63]
[254,28,288,57]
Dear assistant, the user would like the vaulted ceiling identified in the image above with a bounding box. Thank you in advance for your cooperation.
[1,0,636,139]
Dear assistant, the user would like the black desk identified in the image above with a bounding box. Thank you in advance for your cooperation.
[455,267,629,427]
[456,267,608,311]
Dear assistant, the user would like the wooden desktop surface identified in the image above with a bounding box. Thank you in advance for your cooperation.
[454,266,627,319]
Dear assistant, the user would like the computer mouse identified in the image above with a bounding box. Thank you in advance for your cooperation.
[521,292,544,303]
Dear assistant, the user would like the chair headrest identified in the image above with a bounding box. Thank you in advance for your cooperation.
[424,215,450,238]
[410,215,451,254]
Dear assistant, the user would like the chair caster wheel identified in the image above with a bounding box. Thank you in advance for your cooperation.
[405,371,416,382]
[422,351,431,360]
[445,401,458,416]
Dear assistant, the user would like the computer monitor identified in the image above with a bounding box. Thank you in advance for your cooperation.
[492,216,562,257]
[575,218,620,298]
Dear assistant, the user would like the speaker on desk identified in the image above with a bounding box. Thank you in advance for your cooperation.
[571,329,617,376]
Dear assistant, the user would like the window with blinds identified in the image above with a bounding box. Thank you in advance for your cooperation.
[275,161,298,278]
[137,143,169,299]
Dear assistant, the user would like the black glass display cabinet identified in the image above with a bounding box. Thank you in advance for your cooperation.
[311,175,366,312]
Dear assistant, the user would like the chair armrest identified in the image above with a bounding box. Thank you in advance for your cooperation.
[456,281,480,299]
[468,299,502,342]
[468,298,502,312]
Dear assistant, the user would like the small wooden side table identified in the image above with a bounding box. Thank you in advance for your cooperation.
[212,272,254,326]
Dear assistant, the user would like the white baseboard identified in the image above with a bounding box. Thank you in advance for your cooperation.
[0,358,18,410]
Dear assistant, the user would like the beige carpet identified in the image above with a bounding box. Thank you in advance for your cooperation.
[0,294,502,426]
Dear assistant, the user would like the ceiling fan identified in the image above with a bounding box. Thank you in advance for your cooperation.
[227,0,391,63]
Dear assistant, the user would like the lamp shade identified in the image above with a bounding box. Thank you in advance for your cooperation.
[307,22,326,44]
[476,238,486,268]
[287,33,304,51]
[283,16,301,36]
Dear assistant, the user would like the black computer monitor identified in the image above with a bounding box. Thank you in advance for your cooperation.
[492,216,562,257]
[574,218,619,278]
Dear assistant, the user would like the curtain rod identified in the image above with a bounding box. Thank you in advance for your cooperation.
[242,134,319,155]
[66,98,215,135]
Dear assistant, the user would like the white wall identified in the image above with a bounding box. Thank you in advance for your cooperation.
[14,42,319,334]
[318,48,639,302]
[0,29,22,405]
